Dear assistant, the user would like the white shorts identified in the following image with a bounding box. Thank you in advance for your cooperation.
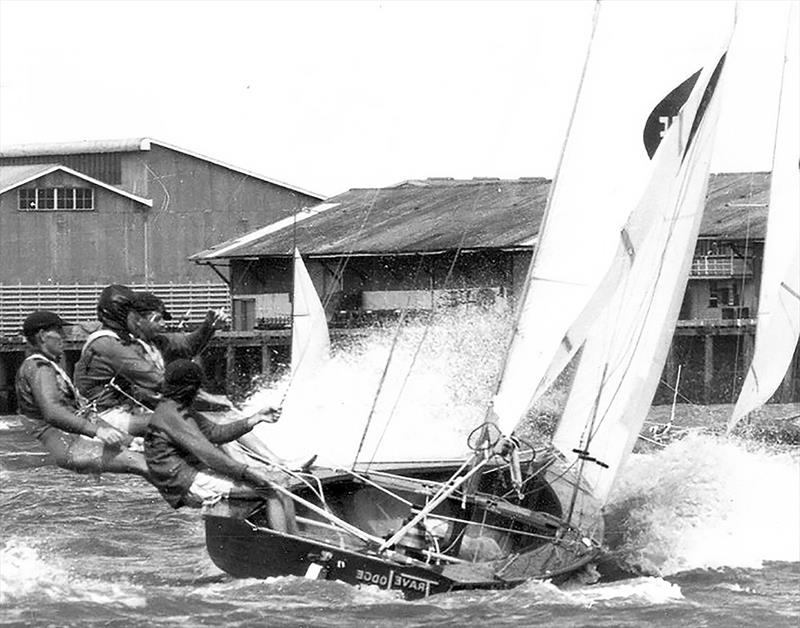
[186,470,236,507]
[96,407,146,451]
[98,406,150,434]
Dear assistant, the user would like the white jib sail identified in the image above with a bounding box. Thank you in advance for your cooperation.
[729,7,800,431]
[552,37,732,506]
[492,2,734,435]
[290,247,331,378]
[230,249,331,465]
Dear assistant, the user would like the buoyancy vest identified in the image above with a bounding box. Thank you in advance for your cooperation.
[82,329,165,372]
[24,353,82,403]
[80,329,122,358]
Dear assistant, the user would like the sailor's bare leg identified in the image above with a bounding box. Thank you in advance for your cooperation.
[260,492,298,534]
[232,431,282,462]
[39,429,151,478]
[226,483,298,534]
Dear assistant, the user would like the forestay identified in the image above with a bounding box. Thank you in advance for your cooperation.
[491,3,735,436]
[729,6,800,431]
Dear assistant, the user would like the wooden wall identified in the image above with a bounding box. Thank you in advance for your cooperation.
[0,170,147,284]
[142,145,320,283]
[0,146,322,286]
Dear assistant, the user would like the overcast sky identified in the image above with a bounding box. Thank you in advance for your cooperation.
[0,0,793,196]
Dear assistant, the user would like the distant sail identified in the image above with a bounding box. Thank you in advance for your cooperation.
[291,247,331,377]
[729,8,800,431]
[492,3,734,436]
[552,39,732,505]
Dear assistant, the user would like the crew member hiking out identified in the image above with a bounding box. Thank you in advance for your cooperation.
[124,291,229,408]
[14,310,150,478]
[144,360,297,533]
[73,285,224,436]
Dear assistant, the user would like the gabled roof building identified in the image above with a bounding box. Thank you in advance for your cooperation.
[191,172,770,330]
[0,138,324,335]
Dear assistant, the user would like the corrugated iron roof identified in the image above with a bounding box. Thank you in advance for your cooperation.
[192,172,771,261]
[0,138,149,157]
[0,163,60,190]
[0,138,325,200]
[699,171,771,238]
[191,177,552,260]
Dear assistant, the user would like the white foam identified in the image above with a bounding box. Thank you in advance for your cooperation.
[560,577,684,606]
[241,307,511,466]
[0,540,146,608]
[608,432,800,574]
[428,576,683,609]
[0,416,22,431]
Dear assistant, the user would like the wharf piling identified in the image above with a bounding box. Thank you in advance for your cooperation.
[1,321,797,414]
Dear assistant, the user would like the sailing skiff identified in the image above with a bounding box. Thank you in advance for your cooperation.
[202,3,737,598]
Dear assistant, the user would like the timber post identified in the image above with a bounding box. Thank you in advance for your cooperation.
[225,345,236,392]
[260,338,272,378]
[703,334,714,404]
[0,354,9,412]
[665,343,677,388]
[779,345,799,403]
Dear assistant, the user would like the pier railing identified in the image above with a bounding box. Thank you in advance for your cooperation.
[0,283,230,337]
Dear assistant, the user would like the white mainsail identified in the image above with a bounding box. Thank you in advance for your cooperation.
[492,3,733,435]
[551,41,732,505]
[729,7,800,431]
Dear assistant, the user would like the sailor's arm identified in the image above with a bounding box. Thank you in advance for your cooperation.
[29,367,128,446]
[156,309,225,362]
[191,409,268,444]
[159,412,250,479]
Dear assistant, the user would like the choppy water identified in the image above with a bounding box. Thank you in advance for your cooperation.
[2,419,798,627]
[2,312,799,626]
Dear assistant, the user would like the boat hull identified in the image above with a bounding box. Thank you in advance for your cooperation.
[202,459,604,599]
[204,503,600,599]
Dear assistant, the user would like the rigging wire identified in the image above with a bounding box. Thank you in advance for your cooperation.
[364,237,468,467]
[320,188,383,312]
[349,255,428,470]
[731,197,753,404]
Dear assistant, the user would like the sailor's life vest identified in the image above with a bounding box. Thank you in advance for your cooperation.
[14,353,87,437]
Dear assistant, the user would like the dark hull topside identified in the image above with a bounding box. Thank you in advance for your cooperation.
[203,458,604,600]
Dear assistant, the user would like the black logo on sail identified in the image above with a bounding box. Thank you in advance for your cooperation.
[642,70,701,159]
[642,52,727,161]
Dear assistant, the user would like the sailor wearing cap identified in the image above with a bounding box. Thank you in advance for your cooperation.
[14,310,150,478]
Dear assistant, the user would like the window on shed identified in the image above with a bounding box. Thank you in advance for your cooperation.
[18,188,37,209]
[708,280,739,308]
[17,187,94,211]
